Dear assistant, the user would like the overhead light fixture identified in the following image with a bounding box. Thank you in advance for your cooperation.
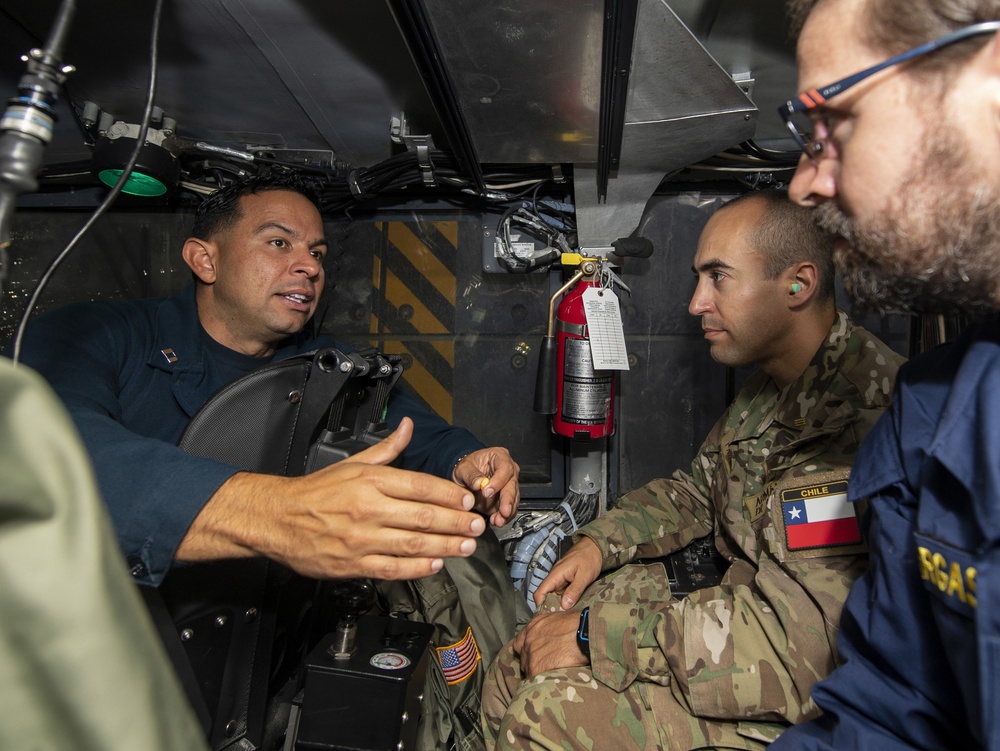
[90,120,180,197]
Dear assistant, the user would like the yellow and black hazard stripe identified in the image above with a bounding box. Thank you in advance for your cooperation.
[369,220,458,422]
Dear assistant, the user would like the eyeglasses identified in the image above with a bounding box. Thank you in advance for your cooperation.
[778,21,1000,161]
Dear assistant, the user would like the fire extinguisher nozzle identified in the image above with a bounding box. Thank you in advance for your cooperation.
[533,336,558,415]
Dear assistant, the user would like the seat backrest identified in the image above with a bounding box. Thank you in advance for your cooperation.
[154,346,402,750]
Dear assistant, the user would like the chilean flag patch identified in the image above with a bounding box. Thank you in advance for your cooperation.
[436,627,481,685]
[782,480,861,550]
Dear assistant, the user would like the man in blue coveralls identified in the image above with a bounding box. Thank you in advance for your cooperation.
[16,170,520,586]
[13,170,530,750]
[773,0,1000,748]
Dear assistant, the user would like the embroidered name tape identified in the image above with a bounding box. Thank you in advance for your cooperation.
[435,626,480,685]
[781,480,861,550]
[914,532,978,615]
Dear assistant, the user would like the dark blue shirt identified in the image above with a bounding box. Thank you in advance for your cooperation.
[16,285,482,585]
[771,317,1000,751]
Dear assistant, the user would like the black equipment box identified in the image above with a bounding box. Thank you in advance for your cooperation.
[293,615,435,751]
[662,536,730,598]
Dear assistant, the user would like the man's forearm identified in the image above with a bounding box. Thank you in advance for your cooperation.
[175,471,269,562]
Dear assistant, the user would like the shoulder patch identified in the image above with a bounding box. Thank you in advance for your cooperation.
[435,626,481,685]
[768,469,867,560]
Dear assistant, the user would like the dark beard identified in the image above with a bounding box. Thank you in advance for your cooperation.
[812,134,1000,315]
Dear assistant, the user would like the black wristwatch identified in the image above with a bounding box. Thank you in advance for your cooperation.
[576,607,590,658]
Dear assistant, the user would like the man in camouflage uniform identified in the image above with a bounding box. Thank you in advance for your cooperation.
[481,188,905,750]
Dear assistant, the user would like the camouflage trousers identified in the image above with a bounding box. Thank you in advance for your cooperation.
[480,564,784,751]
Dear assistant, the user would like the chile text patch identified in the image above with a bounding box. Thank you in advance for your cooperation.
[435,627,481,685]
[781,480,861,550]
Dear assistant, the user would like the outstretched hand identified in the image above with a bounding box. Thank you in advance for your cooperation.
[177,418,486,581]
[452,446,521,527]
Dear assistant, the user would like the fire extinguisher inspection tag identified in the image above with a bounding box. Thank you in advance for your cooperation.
[582,287,630,370]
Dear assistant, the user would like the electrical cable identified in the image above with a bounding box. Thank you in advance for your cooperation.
[0,0,77,299]
[491,180,577,272]
[12,0,165,364]
[507,489,600,610]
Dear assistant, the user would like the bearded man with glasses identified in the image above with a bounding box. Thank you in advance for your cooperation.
[771,2,1000,750]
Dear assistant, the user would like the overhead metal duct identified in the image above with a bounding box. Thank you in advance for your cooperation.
[411,0,756,249]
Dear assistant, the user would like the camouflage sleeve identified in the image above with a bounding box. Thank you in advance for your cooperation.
[576,432,720,571]
[586,538,865,722]
[576,319,897,719]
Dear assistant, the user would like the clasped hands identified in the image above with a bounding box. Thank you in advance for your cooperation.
[512,536,604,677]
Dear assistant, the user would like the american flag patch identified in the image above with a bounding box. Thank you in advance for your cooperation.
[435,627,480,685]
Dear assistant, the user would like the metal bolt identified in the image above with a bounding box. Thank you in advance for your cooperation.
[380,364,391,374]
[401,711,409,723]
[339,361,353,373]
[483,229,491,237]
[180,628,193,641]
[245,607,258,622]
[287,390,302,404]
[215,615,227,627]
[225,721,237,737]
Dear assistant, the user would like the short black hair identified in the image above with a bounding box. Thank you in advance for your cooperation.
[191,169,323,241]
[717,188,837,302]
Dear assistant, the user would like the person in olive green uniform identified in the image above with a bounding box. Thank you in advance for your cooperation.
[482,189,905,750]
[0,357,208,751]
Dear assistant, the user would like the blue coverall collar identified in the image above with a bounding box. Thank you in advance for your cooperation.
[144,284,327,417]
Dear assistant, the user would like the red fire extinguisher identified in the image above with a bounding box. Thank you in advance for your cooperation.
[534,258,615,439]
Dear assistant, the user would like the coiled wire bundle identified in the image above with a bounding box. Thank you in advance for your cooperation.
[502,490,599,610]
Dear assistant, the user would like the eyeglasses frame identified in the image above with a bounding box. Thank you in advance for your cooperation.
[778,20,1000,160]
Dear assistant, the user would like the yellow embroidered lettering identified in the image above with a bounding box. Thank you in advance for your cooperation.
[932,553,948,591]
[917,543,978,608]
[918,547,934,582]
[946,562,967,603]
[800,486,830,498]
